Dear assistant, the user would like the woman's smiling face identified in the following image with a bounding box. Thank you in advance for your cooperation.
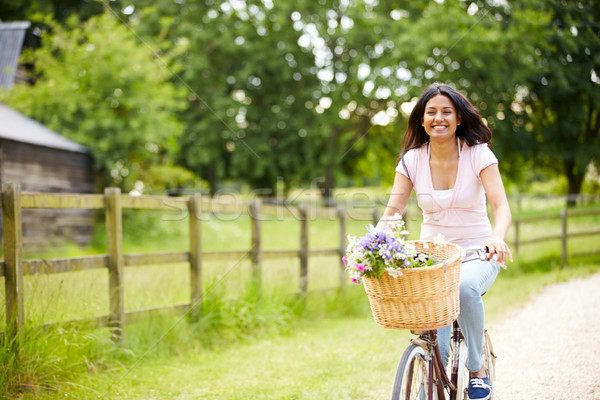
[422,94,461,140]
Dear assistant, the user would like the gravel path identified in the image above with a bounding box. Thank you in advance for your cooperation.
[490,273,600,400]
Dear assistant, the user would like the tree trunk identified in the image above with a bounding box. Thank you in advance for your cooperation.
[206,164,217,198]
[318,170,335,208]
[564,159,585,208]
[319,128,338,208]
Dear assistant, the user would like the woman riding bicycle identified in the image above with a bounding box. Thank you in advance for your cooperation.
[377,83,513,400]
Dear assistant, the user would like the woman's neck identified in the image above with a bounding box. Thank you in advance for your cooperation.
[429,137,460,161]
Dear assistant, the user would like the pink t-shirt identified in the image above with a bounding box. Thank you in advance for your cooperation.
[396,142,498,248]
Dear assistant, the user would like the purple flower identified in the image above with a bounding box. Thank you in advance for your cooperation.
[344,219,436,283]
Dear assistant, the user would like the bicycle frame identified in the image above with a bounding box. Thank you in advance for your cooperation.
[393,247,497,400]
[449,321,462,400]
[409,321,461,400]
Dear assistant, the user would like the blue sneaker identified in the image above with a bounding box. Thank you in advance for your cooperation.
[468,372,491,400]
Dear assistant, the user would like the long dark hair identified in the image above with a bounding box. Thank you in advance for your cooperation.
[397,83,492,167]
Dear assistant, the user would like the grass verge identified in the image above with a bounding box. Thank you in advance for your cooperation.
[2,261,598,399]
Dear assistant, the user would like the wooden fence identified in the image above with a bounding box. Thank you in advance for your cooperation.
[0,183,377,346]
[511,208,600,265]
[1,183,600,349]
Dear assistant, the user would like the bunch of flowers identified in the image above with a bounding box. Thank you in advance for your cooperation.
[343,214,440,284]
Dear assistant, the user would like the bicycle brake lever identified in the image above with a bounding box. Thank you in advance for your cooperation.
[478,246,507,269]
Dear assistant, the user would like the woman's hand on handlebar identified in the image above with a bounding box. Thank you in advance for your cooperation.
[481,236,513,265]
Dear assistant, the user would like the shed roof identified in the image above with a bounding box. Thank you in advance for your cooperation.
[0,103,89,153]
[0,21,30,89]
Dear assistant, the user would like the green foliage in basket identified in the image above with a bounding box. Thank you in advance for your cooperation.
[343,214,440,283]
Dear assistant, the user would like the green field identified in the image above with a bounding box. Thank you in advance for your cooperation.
[5,264,599,400]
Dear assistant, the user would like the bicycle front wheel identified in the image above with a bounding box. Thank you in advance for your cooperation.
[483,330,496,399]
[391,343,430,400]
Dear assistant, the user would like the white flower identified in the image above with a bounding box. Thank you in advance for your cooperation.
[388,213,407,233]
[433,233,446,246]
[404,242,417,258]
[385,267,403,278]
[388,212,403,222]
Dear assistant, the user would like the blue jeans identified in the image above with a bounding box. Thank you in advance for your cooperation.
[437,254,501,372]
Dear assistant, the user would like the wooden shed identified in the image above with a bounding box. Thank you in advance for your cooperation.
[0,103,95,249]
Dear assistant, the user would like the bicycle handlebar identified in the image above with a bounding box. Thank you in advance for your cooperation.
[463,246,507,269]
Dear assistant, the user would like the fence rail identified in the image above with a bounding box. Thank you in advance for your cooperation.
[1,183,377,347]
[2,183,600,349]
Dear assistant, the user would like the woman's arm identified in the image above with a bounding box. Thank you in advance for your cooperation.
[480,163,513,264]
[376,172,413,230]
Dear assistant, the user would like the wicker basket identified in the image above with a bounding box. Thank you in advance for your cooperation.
[362,240,465,331]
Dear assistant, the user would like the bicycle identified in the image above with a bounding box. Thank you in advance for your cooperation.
[391,247,499,400]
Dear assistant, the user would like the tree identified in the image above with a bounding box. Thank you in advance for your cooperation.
[130,1,536,201]
[1,12,187,191]
[133,0,268,196]
[376,1,542,175]
[367,0,599,205]
[518,0,600,205]
[286,0,401,204]
[9,0,595,203]
[133,0,404,200]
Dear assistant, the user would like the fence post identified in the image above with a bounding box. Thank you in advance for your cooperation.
[2,183,24,352]
[188,194,202,315]
[105,187,124,342]
[561,209,567,268]
[299,205,309,295]
[337,206,347,289]
[249,198,262,287]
